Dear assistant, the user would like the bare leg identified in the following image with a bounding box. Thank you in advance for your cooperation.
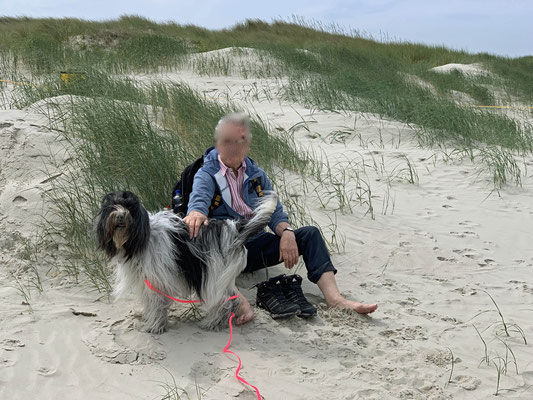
[234,287,254,325]
[317,271,378,314]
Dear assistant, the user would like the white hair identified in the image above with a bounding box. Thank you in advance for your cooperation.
[214,112,252,142]
[95,190,278,332]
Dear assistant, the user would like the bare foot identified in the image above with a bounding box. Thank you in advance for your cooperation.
[235,296,255,326]
[329,298,378,314]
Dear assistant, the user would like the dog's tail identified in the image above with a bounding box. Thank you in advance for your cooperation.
[233,191,279,248]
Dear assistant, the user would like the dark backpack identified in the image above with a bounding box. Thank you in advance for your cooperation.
[171,146,222,216]
[171,146,264,216]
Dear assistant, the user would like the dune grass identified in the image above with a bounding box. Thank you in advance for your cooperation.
[255,43,532,188]
[2,14,532,114]
[0,15,523,188]
[468,291,527,396]
[10,68,343,291]
[2,15,532,290]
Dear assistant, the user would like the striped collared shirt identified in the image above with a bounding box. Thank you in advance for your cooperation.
[218,154,254,218]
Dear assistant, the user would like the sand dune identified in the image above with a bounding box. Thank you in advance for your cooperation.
[1,56,533,400]
[429,63,490,77]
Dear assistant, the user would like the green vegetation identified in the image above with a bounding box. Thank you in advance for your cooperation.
[468,291,527,396]
[10,69,325,291]
[1,15,532,292]
[2,15,531,188]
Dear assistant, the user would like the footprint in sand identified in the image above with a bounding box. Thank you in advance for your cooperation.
[453,286,478,296]
[1,357,16,367]
[37,366,57,376]
[407,308,460,324]
[425,349,454,367]
[413,230,436,241]
[396,297,421,306]
[188,360,224,385]
[379,326,428,341]
[458,220,480,227]
[452,248,478,259]
[450,231,479,238]
[1,339,25,350]
[82,317,166,365]
[519,284,533,294]
[451,375,482,391]
[437,256,457,262]
[394,241,412,255]
[416,208,437,219]
[478,258,498,267]
[12,195,27,203]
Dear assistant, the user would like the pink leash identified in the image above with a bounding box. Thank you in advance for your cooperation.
[144,279,239,303]
[144,279,262,399]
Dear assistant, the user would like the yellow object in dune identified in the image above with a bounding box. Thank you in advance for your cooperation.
[60,71,86,84]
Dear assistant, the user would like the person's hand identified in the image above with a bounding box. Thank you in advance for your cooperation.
[279,231,299,269]
[183,211,208,239]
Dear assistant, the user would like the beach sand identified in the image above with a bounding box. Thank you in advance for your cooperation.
[1,52,533,399]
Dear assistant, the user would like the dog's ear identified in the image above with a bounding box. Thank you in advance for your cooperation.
[100,192,117,208]
[94,202,118,258]
[122,203,150,261]
[120,191,144,211]
[121,191,137,200]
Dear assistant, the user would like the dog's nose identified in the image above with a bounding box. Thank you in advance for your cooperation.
[116,215,125,223]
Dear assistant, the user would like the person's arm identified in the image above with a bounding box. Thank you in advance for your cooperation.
[276,221,298,269]
[259,171,290,234]
[184,168,215,238]
[274,221,293,237]
[187,168,215,216]
[259,171,298,268]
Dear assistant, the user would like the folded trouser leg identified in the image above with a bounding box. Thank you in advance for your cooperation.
[243,226,338,284]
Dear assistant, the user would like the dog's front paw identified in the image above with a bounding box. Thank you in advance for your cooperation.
[145,322,167,334]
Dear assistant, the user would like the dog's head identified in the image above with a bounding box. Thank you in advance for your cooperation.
[94,191,150,260]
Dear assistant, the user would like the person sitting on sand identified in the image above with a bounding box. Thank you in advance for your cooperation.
[183,112,378,325]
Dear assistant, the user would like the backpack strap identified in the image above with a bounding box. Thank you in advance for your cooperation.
[251,178,264,197]
[209,188,222,212]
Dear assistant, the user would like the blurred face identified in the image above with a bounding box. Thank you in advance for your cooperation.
[215,122,251,170]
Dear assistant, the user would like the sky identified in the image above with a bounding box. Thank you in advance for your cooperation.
[1,0,531,57]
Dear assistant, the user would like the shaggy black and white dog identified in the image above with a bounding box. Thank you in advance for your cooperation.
[93,190,277,333]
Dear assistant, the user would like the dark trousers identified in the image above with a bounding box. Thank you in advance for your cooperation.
[243,226,338,284]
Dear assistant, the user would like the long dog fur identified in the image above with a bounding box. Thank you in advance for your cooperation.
[93,190,278,332]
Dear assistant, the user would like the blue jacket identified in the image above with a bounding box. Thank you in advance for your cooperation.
[187,147,290,233]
